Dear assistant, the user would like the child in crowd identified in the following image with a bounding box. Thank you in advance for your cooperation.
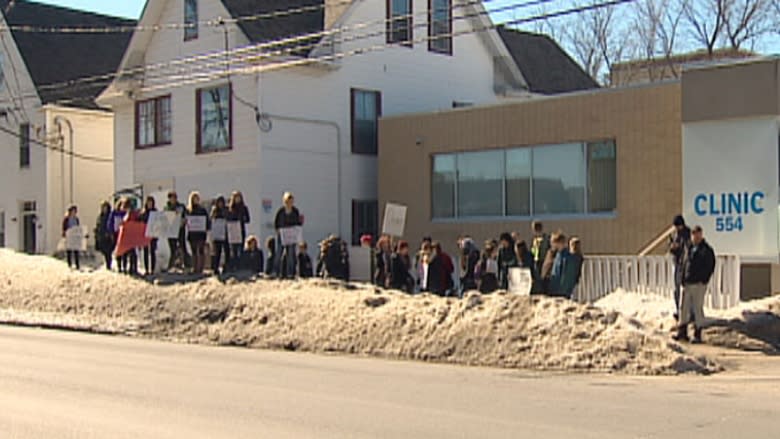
[186,192,210,274]
[476,241,499,294]
[140,196,158,276]
[62,205,80,270]
[210,195,229,275]
[240,235,264,274]
[265,236,277,276]
[297,242,314,278]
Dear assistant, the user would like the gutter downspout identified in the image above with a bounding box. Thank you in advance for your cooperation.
[260,113,343,238]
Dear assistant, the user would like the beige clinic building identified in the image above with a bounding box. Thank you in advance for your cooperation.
[379,58,780,298]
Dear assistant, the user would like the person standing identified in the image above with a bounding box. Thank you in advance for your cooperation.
[551,237,584,299]
[541,232,566,295]
[374,235,392,288]
[210,195,230,275]
[165,191,188,271]
[109,199,128,273]
[669,215,692,319]
[264,236,277,277]
[140,196,159,276]
[62,205,81,270]
[476,241,499,294]
[390,241,414,293]
[227,191,251,266]
[673,226,716,344]
[186,192,210,274]
[425,243,446,296]
[274,192,302,279]
[530,221,550,292]
[94,201,114,270]
[122,198,142,276]
[497,232,518,290]
[459,237,480,294]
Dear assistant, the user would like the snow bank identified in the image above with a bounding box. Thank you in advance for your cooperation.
[0,250,721,375]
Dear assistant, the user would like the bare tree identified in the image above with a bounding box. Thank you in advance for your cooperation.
[722,0,773,50]
[628,0,685,82]
[683,0,728,56]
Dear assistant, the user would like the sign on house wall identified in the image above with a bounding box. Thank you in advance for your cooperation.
[682,118,779,258]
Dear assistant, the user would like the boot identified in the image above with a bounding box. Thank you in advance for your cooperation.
[692,327,703,344]
[672,324,690,342]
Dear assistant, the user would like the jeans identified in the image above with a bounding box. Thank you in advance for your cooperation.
[212,240,230,273]
[66,250,80,269]
[275,235,296,278]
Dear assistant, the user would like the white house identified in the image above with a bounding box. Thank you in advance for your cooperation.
[0,0,133,254]
[98,0,596,248]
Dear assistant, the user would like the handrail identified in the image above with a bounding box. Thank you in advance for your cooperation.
[637,224,676,256]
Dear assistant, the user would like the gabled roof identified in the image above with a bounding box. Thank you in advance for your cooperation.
[496,26,599,94]
[0,0,135,108]
[220,0,324,56]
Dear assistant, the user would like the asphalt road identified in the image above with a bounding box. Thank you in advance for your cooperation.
[0,325,778,439]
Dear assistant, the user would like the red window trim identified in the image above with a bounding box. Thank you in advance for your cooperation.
[195,83,233,155]
[134,95,172,150]
[428,0,453,55]
[350,88,382,156]
[386,0,413,48]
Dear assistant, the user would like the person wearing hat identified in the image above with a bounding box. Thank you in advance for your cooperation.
[669,214,691,319]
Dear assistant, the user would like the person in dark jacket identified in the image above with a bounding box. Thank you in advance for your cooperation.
[264,236,277,276]
[227,191,251,266]
[210,195,230,275]
[531,221,551,283]
[62,205,80,269]
[459,237,480,294]
[673,226,716,344]
[515,240,537,291]
[374,235,392,288]
[318,235,349,281]
[109,199,128,273]
[297,242,314,278]
[425,243,446,296]
[669,214,692,319]
[476,241,499,294]
[165,191,189,271]
[541,232,566,295]
[497,232,518,290]
[240,235,264,274]
[94,201,114,270]
[139,196,158,276]
[186,192,210,274]
[551,237,584,299]
[390,240,414,293]
[274,192,302,279]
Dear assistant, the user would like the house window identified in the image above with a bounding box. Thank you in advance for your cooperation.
[352,200,378,245]
[432,140,617,219]
[387,0,412,46]
[350,88,381,155]
[196,84,232,153]
[0,211,5,247]
[429,0,452,54]
[135,95,172,148]
[184,0,198,41]
[19,123,30,168]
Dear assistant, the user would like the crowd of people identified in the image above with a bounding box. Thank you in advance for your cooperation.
[369,221,584,299]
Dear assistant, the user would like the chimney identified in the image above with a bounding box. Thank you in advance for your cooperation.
[325,0,352,29]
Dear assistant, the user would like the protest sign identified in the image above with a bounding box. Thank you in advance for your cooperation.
[212,218,227,241]
[382,203,407,237]
[65,227,86,251]
[188,215,207,233]
[115,221,151,256]
[508,268,533,296]
[227,221,243,245]
[279,226,303,246]
[145,211,181,239]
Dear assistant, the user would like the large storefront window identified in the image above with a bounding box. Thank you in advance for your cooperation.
[431,140,617,219]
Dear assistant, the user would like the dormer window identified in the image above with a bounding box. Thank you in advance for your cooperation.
[184,0,198,41]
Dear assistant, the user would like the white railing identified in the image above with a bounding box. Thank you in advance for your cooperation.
[576,255,741,310]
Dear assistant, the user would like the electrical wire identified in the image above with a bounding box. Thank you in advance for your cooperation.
[0,123,113,162]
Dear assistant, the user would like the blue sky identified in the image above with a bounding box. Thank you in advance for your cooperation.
[33,0,146,18]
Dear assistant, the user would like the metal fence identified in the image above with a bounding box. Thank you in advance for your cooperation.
[576,255,741,310]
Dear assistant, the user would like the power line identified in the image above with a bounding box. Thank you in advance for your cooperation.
[0,123,112,163]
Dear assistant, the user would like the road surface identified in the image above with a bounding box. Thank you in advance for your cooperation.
[0,325,778,438]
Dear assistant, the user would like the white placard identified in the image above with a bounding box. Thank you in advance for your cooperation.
[279,226,303,246]
[211,218,227,241]
[382,203,407,237]
[227,221,243,245]
[65,226,86,251]
[188,215,207,233]
[146,211,181,239]
[349,246,372,282]
[683,118,779,258]
[508,267,532,295]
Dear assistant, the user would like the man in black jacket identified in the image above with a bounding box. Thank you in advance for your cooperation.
[673,226,716,344]
[669,215,691,319]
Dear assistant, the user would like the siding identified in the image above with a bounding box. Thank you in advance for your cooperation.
[378,83,683,255]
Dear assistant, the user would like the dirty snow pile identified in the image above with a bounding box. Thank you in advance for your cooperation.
[596,289,780,353]
[0,250,720,375]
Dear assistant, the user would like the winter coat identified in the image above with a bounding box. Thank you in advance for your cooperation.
[669,226,691,267]
[541,248,558,281]
[375,250,391,287]
[139,207,157,224]
[298,253,314,278]
[460,243,480,291]
[475,257,499,294]
[531,233,551,271]
[95,211,114,251]
[497,246,519,290]
[551,250,583,298]
[186,205,210,242]
[274,206,302,231]
[390,253,413,292]
[240,248,264,274]
[426,254,447,295]
[683,240,716,285]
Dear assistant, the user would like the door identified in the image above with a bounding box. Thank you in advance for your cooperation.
[21,201,36,254]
